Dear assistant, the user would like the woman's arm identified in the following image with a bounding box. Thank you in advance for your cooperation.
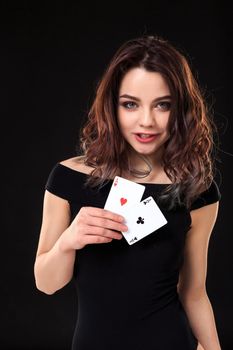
[34,190,76,295]
[34,189,127,295]
[178,202,222,350]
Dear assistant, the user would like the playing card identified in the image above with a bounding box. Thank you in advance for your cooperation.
[104,176,145,215]
[121,196,168,245]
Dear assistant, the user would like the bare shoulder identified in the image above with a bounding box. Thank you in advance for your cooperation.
[190,201,219,229]
[59,156,94,175]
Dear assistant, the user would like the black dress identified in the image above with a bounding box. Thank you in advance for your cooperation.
[45,163,221,350]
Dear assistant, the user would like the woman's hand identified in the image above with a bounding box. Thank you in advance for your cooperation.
[59,207,128,252]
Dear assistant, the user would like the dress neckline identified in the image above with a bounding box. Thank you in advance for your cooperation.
[57,162,172,186]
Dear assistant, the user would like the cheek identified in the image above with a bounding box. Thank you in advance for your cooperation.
[163,117,170,139]
[158,113,170,129]
[117,112,124,130]
[117,115,126,136]
[117,111,132,130]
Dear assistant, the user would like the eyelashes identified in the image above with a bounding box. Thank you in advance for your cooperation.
[119,101,171,111]
[120,101,136,109]
[156,101,171,111]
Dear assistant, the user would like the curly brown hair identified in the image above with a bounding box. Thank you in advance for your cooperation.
[78,35,219,211]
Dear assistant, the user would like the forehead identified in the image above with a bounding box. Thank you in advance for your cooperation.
[119,67,170,97]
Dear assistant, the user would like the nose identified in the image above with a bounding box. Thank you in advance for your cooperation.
[139,108,155,128]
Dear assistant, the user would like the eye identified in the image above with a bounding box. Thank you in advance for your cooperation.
[156,101,171,111]
[120,101,137,110]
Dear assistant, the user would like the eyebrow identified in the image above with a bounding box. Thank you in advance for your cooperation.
[119,94,172,102]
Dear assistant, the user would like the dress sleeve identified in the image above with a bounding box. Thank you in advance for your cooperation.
[190,180,221,211]
[45,163,74,201]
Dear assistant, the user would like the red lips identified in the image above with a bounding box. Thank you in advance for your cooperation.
[134,133,159,143]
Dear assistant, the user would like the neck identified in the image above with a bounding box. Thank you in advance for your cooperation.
[121,148,172,184]
[128,147,164,171]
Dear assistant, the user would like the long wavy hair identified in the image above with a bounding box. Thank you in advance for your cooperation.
[78,35,219,210]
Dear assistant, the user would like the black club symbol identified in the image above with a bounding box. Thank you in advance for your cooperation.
[137,217,144,224]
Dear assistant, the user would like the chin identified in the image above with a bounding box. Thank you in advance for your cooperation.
[134,145,163,156]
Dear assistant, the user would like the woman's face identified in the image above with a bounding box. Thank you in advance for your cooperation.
[117,67,171,161]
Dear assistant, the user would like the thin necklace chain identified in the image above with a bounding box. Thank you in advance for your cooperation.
[129,155,153,178]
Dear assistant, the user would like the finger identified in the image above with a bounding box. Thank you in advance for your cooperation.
[84,207,125,223]
[85,226,123,240]
[85,235,113,244]
[86,216,128,232]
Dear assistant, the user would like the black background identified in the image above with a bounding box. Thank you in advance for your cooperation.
[1,1,232,349]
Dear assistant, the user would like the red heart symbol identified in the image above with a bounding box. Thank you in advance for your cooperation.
[120,198,127,206]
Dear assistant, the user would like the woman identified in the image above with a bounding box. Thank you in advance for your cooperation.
[34,35,222,349]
